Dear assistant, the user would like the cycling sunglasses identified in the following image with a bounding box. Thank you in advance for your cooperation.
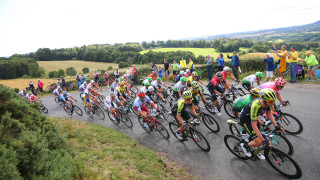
[185,98,192,101]
[267,100,275,104]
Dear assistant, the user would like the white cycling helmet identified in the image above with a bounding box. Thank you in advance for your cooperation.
[186,69,190,73]
[180,71,185,75]
[83,81,87,85]
[90,80,94,83]
[223,66,230,71]
[123,74,127,77]
[148,86,154,92]
[84,89,89,95]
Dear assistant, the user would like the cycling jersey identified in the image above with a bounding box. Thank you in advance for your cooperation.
[104,72,109,78]
[175,74,182,83]
[233,94,253,111]
[29,94,38,102]
[140,86,148,93]
[18,91,25,97]
[53,89,60,96]
[173,81,186,92]
[189,88,203,104]
[174,99,193,115]
[79,84,86,91]
[148,74,157,80]
[110,82,118,91]
[151,80,163,88]
[259,82,280,94]
[142,79,152,86]
[186,76,200,86]
[104,96,120,110]
[133,96,152,111]
[81,94,91,104]
[243,74,257,87]
[221,71,231,79]
[94,72,99,77]
[117,85,127,94]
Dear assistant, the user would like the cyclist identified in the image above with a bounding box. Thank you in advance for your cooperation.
[145,86,157,101]
[220,66,239,89]
[151,77,168,102]
[18,89,27,98]
[53,86,63,98]
[28,91,40,103]
[110,78,119,92]
[92,70,100,84]
[185,69,191,77]
[259,77,287,106]
[172,77,188,99]
[60,91,77,113]
[174,71,185,83]
[88,80,101,91]
[239,88,284,158]
[104,69,110,88]
[189,81,208,111]
[207,72,225,115]
[172,91,199,140]
[147,71,158,80]
[81,89,95,113]
[104,92,123,121]
[117,81,132,105]
[242,72,264,91]
[142,77,153,86]
[140,82,150,93]
[122,74,132,87]
[232,88,260,117]
[133,91,159,128]
[186,72,206,87]
[79,81,87,92]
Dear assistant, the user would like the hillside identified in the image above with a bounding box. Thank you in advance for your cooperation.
[190,20,320,42]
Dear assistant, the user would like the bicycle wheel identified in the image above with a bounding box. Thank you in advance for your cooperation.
[138,116,151,133]
[189,128,211,152]
[55,97,63,105]
[168,122,186,142]
[122,115,133,128]
[155,122,170,139]
[46,86,51,92]
[279,113,303,135]
[166,95,175,108]
[107,111,120,125]
[129,89,136,98]
[63,105,72,115]
[158,104,169,122]
[229,123,241,137]
[130,86,139,94]
[224,100,236,118]
[265,148,302,179]
[40,104,48,114]
[237,87,246,96]
[95,107,105,120]
[131,106,140,116]
[224,135,251,160]
[202,113,220,133]
[72,105,83,116]
[271,133,294,156]
[205,97,215,114]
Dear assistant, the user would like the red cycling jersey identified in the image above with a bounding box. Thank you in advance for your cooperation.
[148,74,157,80]
[210,76,222,86]
[220,71,231,80]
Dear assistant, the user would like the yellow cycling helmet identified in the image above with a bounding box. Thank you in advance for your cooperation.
[183,91,192,99]
[187,78,192,84]
[119,81,124,86]
[250,88,261,97]
[191,81,199,88]
[192,72,198,77]
[259,88,276,101]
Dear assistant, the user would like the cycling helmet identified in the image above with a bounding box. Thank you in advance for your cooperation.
[186,69,190,73]
[183,91,192,99]
[192,72,198,77]
[180,77,187,82]
[179,71,185,75]
[223,66,230,71]
[216,72,223,78]
[259,88,276,101]
[83,81,87,85]
[90,80,94,83]
[119,81,124,86]
[187,78,192,84]
[148,86,154,92]
[145,82,150,86]
[250,88,261,97]
[148,77,152,82]
[138,91,146,98]
[115,78,119,82]
[110,92,116,97]
[156,77,161,81]
[191,81,200,88]
[63,91,68,95]
[256,72,264,78]
[275,77,286,86]
[119,77,123,81]
[152,71,156,74]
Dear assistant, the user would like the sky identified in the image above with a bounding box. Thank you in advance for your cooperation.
[0,0,320,57]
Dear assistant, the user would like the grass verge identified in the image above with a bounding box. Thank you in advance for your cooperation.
[50,117,195,180]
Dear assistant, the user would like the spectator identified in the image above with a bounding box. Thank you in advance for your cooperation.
[104,69,110,88]
[150,61,157,73]
[264,53,275,82]
[29,81,34,94]
[76,74,81,87]
[205,54,213,80]
[273,44,287,78]
[164,59,170,83]
[37,79,44,95]
[227,51,240,80]
[114,67,119,78]
[92,70,100,84]
[177,61,182,74]
[299,51,319,82]
[57,78,62,88]
[126,67,132,82]
[188,58,194,73]
[81,73,86,83]
[216,54,224,71]
[61,76,66,91]
[133,65,138,85]
[158,66,163,79]
[172,60,178,83]
[288,46,298,83]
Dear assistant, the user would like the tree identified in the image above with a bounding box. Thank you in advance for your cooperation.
[57,69,65,77]
[82,67,89,74]
[48,71,58,78]
[66,67,77,76]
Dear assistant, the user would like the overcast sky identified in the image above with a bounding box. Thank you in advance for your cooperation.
[1,0,320,56]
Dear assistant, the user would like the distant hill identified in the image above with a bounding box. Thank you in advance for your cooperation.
[186,20,320,42]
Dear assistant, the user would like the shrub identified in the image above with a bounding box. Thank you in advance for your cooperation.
[107,66,113,70]
[99,69,105,75]
[48,71,58,78]
[119,62,129,68]
[82,67,89,74]
[66,67,77,76]
[13,88,19,93]
[57,69,65,77]
[22,74,31,79]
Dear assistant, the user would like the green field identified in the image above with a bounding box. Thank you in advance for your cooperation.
[139,47,249,58]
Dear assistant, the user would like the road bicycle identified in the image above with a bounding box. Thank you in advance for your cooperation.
[137,113,170,139]
[169,118,210,152]
[66,81,77,91]
[40,102,48,114]
[46,82,57,92]
[224,128,302,179]
[63,101,83,116]
[205,93,234,116]
[84,103,105,120]
[197,106,220,133]
[107,106,133,128]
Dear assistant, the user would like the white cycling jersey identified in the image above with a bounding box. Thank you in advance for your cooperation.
[151,80,163,87]
[104,96,120,110]
[243,74,257,87]
[140,86,148,93]
[173,81,186,92]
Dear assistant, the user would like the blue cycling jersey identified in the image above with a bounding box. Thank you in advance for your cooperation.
[133,96,152,111]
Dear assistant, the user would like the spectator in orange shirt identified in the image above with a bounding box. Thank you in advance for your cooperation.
[273,44,287,78]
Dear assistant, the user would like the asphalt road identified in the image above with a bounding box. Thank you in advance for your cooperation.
[42,82,320,180]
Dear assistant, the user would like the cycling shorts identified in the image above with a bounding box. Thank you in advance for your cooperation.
[133,105,149,114]
[117,92,127,99]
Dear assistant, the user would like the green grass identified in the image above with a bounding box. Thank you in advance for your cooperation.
[51,117,194,180]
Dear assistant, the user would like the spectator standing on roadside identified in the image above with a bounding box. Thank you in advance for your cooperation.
[188,58,194,73]
[299,51,319,82]
[126,67,132,82]
[133,65,138,85]
[172,60,178,82]
[164,59,170,83]
[61,76,66,91]
[81,74,86,83]
[288,46,298,83]
[76,74,81,87]
[273,44,287,78]
[114,67,120,78]
[205,54,213,80]
[177,61,182,74]
[227,51,240,80]
[104,70,110,88]
[216,54,224,71]
[29,81,34,94]
[263,53,275,82]
[37,79,44,95]
[150,61,157,74]
[158,66,163,79]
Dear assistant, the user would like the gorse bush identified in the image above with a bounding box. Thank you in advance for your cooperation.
[0,85,78,179]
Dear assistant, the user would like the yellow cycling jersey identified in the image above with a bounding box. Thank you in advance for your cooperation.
[187,76,193,85]
[189,88,202,102]
[117,85,127,94]
[176,98,192,114]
